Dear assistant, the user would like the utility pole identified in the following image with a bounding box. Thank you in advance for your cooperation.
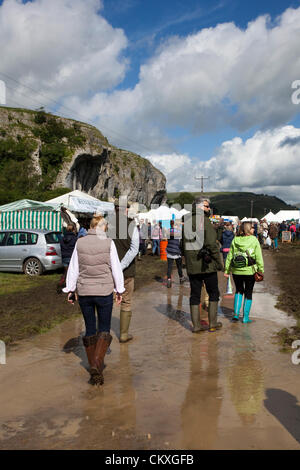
[195,176,209,193]
[250,200,254,218]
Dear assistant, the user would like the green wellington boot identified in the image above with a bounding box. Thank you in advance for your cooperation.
[242,298,253,323]
[190,304,207,333]
[232,293,243,321]
[208,301,222,332]
[119,310,133,343]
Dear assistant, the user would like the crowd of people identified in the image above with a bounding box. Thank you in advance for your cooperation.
[256,219,300,248]
[58,197,300,387]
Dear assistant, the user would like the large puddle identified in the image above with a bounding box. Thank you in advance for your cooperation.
[0,272,299,449]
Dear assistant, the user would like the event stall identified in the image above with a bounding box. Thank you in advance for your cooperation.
[0,199,61,231]
[46,190,114,214]
[271,210,300,223]
[136,205,189,224]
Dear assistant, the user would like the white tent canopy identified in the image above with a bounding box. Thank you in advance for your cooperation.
[136,205,189,223]
[241,217,259,223]
[272,210,300,223]
[264,211,277,223]
[46,190,114,214]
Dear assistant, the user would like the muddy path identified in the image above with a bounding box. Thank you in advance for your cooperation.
[0,253,300,450]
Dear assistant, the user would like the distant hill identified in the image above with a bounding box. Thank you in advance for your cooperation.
[166,191,297,220]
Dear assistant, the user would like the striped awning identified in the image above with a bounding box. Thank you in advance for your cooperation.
[0,210,62,231]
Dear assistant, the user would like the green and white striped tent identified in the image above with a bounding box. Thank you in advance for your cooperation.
[0,199,62,231]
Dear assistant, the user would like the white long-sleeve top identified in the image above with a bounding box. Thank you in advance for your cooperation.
[63,239,125,295]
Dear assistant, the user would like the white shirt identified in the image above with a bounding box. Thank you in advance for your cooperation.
[63,239,125,294]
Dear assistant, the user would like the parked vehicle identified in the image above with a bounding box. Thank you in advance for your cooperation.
[0,229,63,275]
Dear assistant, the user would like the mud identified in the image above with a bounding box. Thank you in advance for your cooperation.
[0,255,300,450]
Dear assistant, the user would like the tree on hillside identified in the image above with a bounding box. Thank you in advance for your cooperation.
[174,192,194,208]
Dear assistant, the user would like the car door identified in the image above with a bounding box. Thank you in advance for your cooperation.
[1,231,30,271]
[0,232,8,268]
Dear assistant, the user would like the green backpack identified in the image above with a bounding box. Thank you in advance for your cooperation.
[232,252,248,268]
[232,250,256,269]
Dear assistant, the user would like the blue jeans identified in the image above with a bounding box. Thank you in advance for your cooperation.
[62,257,71,267]
[78,293,113,336]
[152,239,160,255]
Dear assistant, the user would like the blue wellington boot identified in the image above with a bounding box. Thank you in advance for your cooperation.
[233,293,243,321]
[242,298,253,323]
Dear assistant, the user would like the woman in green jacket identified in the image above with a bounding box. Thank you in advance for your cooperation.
[224,222,264,323]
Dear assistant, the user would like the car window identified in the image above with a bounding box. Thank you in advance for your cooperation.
[28,233,38,245]
[7,232,30,246]
[0,232,7,246]
[45,232,63,244]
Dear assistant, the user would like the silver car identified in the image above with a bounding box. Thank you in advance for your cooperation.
[0,229,63,275]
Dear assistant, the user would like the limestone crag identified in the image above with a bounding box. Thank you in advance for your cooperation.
[0,107,166,206]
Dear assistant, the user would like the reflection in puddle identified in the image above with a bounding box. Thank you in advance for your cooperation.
[227,329,264,424]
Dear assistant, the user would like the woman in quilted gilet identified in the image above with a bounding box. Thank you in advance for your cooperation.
[64,214,125,386]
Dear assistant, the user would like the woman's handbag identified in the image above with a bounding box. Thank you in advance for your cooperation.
[254,271,264,282]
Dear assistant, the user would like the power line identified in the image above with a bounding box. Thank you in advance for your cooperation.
[0,70,167,155]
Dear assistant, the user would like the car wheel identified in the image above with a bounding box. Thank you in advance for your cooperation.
[24,257,43,276]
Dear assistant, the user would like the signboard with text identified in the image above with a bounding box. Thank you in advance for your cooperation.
[69,196,114,214]
[282,231,291,243]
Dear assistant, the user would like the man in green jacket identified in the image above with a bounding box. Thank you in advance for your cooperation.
[183,196,223,333]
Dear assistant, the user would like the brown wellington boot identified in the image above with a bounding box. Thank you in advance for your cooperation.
[82,334,98,371]
[90,332,113,386]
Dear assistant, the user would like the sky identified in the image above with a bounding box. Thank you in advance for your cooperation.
[0,0,300,203]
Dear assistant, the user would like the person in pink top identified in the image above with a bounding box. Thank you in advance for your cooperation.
[289,222,296,241]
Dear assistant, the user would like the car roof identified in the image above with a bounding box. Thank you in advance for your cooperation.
[0,229,61,234]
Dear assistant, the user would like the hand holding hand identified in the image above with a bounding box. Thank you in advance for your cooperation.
[224,273,229,278]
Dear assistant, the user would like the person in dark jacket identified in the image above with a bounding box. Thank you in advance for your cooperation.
[216,218,225,242]
[166,220,185,288]
[183,197,223,333]
[221,223,234,263]
[61,223,77,264]
[57,223,77,291]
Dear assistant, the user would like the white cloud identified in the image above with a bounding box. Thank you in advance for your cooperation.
[59,6,300,152]
[1,0,300,202]
[0,0,128,108]
[145,126,300,204]
[145,153,191,176]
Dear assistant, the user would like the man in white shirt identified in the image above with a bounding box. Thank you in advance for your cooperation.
[112,199,139,343]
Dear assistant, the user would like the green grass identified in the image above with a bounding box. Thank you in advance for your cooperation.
[0,271,60,296]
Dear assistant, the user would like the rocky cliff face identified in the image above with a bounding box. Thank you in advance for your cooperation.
[0,107,166,206]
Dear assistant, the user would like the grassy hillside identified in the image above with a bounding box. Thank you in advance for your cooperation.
[167,191,297,220]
